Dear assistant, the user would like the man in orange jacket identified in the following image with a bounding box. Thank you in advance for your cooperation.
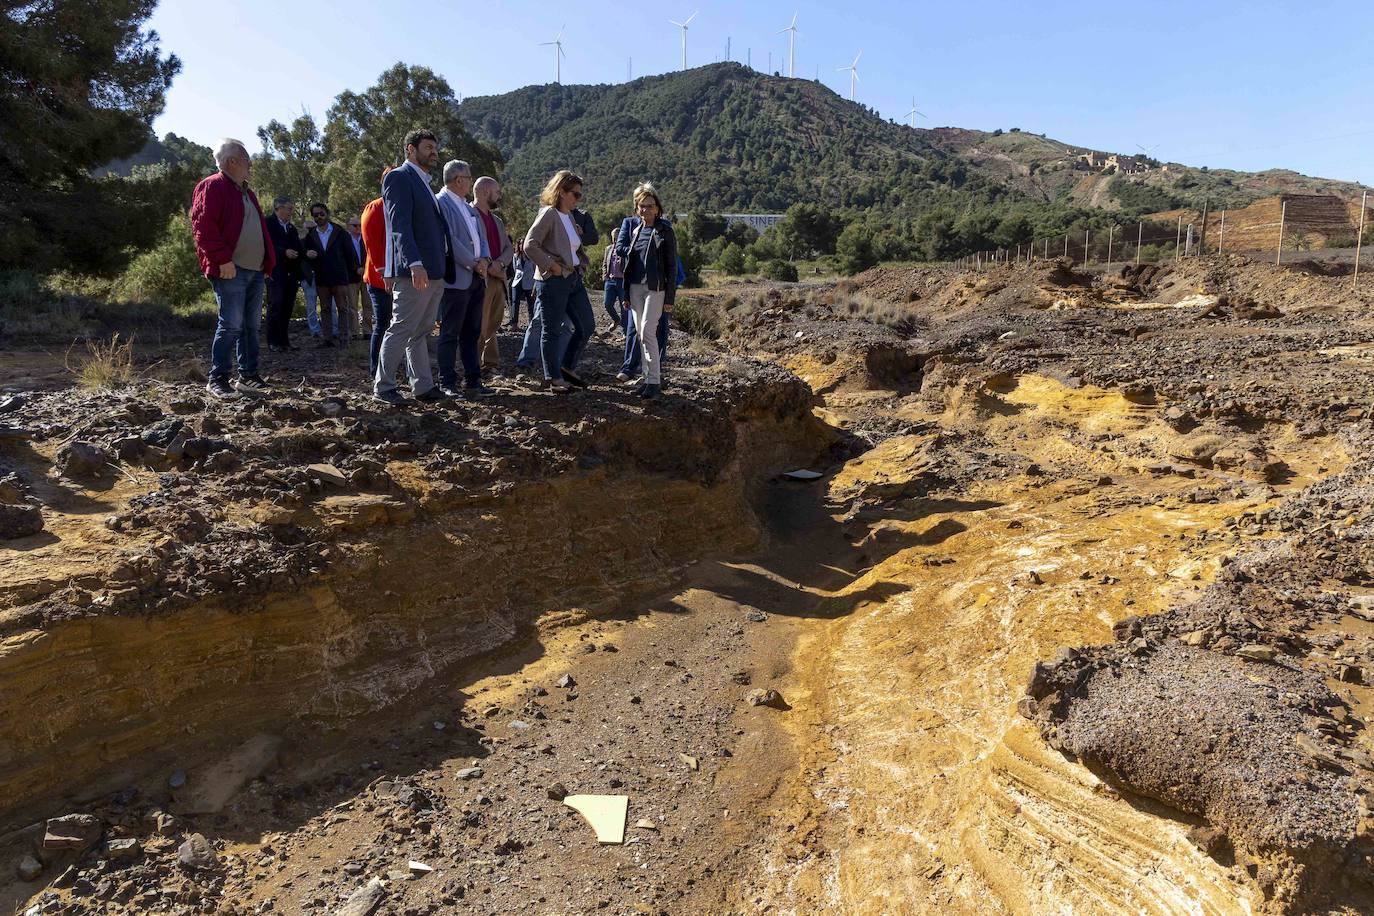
[360,166,393,378]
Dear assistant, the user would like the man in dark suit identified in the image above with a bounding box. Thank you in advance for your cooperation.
[265,196,302,351]
[305,202,361,348]
[373,128,454,405]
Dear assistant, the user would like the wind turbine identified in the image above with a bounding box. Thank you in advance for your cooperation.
[906,98,926,127]
[540,26,567,84]
[837,50,861,101]
[669,11,697,71]
[776,12,798,78]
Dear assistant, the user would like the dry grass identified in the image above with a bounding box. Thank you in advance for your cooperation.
[68,333,136,390]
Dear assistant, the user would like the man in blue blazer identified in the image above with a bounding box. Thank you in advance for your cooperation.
[434,159,494,398]
[373,129,454,404]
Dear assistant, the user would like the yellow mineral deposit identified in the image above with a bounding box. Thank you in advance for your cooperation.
[741,371,1345,914]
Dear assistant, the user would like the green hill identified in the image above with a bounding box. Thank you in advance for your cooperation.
[459,63,1009,214]
[461,62,1367,220]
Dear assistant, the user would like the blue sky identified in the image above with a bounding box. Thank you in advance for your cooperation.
[150,0,1373,183]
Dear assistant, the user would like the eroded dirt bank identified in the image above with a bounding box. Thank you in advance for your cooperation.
[4,255,1374,915]
[698,257,1374,914]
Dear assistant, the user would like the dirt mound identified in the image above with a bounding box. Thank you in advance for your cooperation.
[1024,641,1364,910]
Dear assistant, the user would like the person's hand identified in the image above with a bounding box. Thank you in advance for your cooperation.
[664,302,675,314]
[285,248,298,259]
[306,250,318,260]
[357,266,365,277]
[547,262,564,278]
[411,264,429,291]
[384,277,396,293]
[219,261,236,280]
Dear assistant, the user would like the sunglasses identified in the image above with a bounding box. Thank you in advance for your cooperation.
[569,189,583,200]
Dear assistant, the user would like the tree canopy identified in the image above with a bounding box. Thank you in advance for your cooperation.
[0,0,181,271]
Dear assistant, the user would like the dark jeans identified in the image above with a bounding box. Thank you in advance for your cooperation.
[508,283,535,326]
[367,285,393,379]
[535,274,594,380]
[621,308,670,375]
[602,278,626,326]
[265,275,297,348]
[208,268,264,381]
[436,280,485,389]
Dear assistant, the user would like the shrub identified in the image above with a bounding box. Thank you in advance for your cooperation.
[762,259,798,282]
[717,243,746,275]
[671,297,721,339]
[584,243,606,290]
[117,211,207,307]
[836,224,877,275]
[69,333,136,390]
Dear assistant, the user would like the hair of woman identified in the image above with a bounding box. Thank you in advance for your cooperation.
[632,182,663,217]
[540,169,584,207]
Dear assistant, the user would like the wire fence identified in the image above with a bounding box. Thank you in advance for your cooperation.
[947,190,1370,290]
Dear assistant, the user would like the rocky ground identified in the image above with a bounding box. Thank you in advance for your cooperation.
[5,255,1374,914]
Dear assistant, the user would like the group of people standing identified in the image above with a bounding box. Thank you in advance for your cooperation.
[189,130,679,404]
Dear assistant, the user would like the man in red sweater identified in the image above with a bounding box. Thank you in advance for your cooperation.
[360,166,393,379]
[190,139,276,400]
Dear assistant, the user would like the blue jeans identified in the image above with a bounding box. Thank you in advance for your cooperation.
[208,268,264,380]
[516,301,572,368]
[535,274,594,380]
[508,283,535,326]
[621,308,670,376]
[302,275,320,335]
[367,286,393,379]
[436,280,485,389]
[602,278,626,326]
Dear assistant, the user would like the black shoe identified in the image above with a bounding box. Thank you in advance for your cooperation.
[317,339,335,349]
[560,367,588,388]
[206,377,240,400]
[414,386,448,403]
[638,384,662,400]
[463,385,498,399]
[373,389,406,406]
[234,374,272,397]
[438,385,463,398]
[268,344,288,353]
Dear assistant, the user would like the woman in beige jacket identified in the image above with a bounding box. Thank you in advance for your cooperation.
[523,170,596,392]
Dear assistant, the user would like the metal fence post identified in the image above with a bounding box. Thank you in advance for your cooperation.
[1355,191,1367,291]
[1276,200,1287,266]
[1106,225,1114,270]
[1218,210,1226,254]
[1135,221,1142,266]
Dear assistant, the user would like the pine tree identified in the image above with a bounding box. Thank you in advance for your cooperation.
[0,0,180,270]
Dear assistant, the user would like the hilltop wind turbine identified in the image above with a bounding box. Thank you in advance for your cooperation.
[837,50,861,101]
[669,11,697,71]
[540,26,567,84]
[776,12,798,78]
[906,98,926,127]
